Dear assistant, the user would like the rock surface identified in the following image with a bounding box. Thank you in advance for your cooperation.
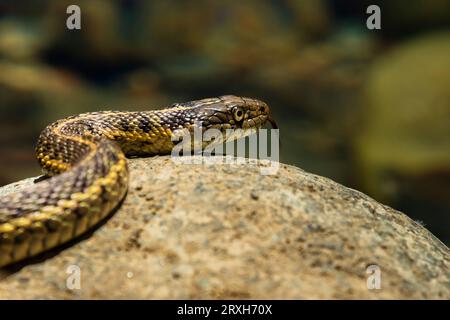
[0,156,448,299]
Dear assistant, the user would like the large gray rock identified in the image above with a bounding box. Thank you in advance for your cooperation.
[0,156,448,299]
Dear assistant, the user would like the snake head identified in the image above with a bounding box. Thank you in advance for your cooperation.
[188,95,278,133]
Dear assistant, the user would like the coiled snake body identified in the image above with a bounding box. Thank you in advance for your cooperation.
[0,95,276,267]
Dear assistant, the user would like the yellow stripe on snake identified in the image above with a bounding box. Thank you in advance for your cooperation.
[0,95,277,267]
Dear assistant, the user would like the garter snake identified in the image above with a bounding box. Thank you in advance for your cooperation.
[0,95,277,267]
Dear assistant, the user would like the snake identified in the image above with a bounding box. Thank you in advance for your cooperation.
[0,95,277,267]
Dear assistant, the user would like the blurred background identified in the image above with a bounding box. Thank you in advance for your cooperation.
[0,0,449,244]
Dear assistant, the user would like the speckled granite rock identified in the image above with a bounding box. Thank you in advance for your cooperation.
[0,156,449,299]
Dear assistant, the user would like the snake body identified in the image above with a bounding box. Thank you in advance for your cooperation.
[0,95,275,267]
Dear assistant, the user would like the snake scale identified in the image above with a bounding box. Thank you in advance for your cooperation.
[0,95,276,267]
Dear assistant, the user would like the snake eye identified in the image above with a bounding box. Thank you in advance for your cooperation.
[232,107,244,121]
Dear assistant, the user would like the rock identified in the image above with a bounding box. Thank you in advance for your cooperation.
[0,156,448,299]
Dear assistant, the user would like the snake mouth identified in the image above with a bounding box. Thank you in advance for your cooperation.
[267,116,278,129]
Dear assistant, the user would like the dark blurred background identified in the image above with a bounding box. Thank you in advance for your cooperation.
[0,0,449,244]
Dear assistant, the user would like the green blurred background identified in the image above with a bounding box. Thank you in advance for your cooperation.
[0,1,449,244]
